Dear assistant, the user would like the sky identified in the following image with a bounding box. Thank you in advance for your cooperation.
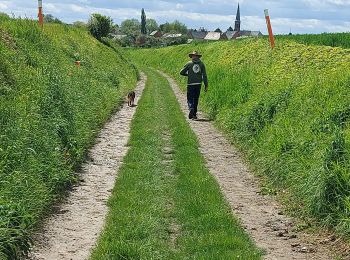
[0,0,350,34]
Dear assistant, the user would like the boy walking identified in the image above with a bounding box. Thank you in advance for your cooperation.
[180,51,208,120]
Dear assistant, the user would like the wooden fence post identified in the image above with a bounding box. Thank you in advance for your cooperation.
[38,0,43,27]
[264,9,275,49]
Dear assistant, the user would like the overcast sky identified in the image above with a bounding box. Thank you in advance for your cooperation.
[0,0,350,34]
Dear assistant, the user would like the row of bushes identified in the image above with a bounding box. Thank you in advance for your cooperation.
[0,19,137,258]
[128,38,350,237]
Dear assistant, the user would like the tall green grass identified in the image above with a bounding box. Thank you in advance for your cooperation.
[277,32,350,49]
[127,39,350,237]
[0,19,137,258]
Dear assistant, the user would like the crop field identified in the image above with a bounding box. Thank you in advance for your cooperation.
[0,18,137,258]
[277,32,350,49]
[128,38,350,238]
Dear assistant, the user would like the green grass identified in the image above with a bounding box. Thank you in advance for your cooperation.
[91,68,261,259]
[0,19,137,258]
[126,39,350,238]
[276,32,350,49]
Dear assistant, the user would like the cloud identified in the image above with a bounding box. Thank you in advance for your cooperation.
[0,2,8,10]
[148,10,233,23]
[303,0,350,6]
[68,5,141,21]
[175,3,184,9]
[68,4,89,14]
[326,0,350,5]
[77,0,91,3]
[46,3,62,14]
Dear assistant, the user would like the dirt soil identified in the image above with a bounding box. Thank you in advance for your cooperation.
[28,73,147,260]
[159,70,339,260]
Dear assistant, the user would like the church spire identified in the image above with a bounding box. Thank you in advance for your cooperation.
[234,3,241,32]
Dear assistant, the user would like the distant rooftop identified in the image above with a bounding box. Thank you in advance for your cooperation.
[163,33,182,38]
[188,30,207,40]
[204,32,227,41]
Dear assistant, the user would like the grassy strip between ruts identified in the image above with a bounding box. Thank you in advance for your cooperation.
[90,68,262,259]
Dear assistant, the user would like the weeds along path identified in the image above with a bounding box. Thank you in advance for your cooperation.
[159,70,334,260]
[28,73,147,260]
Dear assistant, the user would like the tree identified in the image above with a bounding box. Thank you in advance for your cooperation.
[159,22,168,32]
[146,18,158,34]
[160,20,187,34]
[115,35,136,47]
[172,20,188,34]
[141,8,147,34]
[227,26,234,31]
[44,14,63,24]
[120,19,141,36]
[214,28,222,33]
[88,13,113,40]
[110,24,120,34]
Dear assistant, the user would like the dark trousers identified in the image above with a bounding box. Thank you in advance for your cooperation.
[187,84,201,115]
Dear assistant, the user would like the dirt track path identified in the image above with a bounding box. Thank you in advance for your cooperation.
[159,70,335,260]
[28,73,146,260]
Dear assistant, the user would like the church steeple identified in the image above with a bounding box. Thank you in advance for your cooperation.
[234,3,241,32]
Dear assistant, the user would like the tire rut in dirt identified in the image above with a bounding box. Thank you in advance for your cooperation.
[27,73,147,260]
[159,70,335,260]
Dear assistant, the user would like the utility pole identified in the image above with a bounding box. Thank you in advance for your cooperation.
[38,0,44,27]
[264,9,275,49]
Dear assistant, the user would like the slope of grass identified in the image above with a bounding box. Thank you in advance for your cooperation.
[127,39,350,237]
[277,32,350,49]
[0,19,137,258]
[91,68,261,259]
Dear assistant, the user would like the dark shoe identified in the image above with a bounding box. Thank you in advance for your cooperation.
[188,109,194,119]
[192,114,198,120]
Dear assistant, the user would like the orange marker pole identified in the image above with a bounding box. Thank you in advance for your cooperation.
[264,9,275,49]
[38,0,43,27]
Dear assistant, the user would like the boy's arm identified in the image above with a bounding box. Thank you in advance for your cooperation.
[180,62,190,76]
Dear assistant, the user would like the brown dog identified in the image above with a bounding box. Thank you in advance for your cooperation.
[127,91,135,107]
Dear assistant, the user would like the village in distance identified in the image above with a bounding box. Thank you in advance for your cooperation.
[112,4,264,47]
[26,4,264,48]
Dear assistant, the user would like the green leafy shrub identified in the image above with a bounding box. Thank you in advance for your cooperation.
[88,13,113,40]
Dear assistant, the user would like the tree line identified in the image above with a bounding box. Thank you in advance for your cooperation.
[85,9,188,47]
[0,9,188,47]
